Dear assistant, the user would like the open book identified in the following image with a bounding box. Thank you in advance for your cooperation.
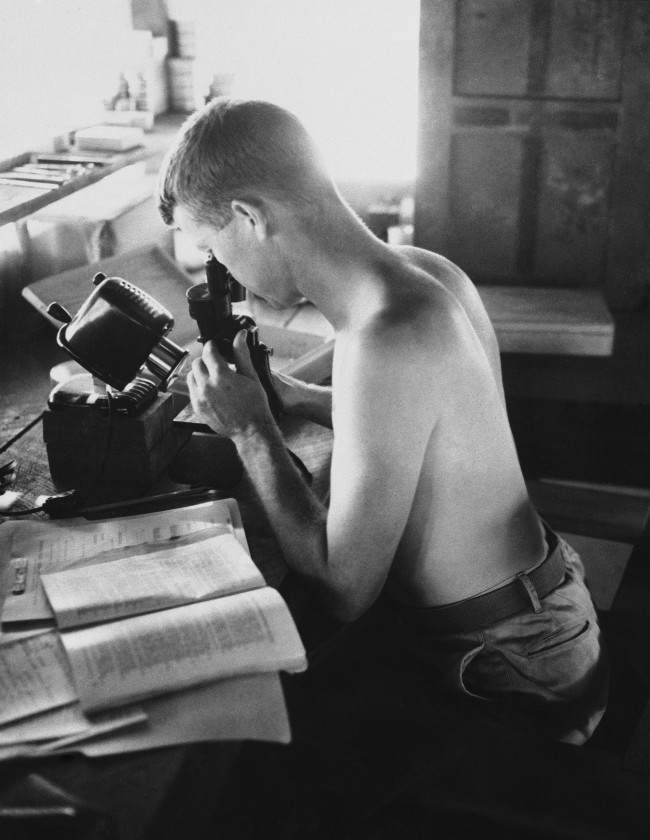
[38,522,306,714]
[1,498,250,624]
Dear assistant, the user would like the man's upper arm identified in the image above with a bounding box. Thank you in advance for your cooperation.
[324,327,441,617]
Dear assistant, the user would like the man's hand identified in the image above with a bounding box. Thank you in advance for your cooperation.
[187,330,273,438]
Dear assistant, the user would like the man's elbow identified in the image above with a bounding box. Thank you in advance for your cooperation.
[327,599,367,624]
[305,552,389,623]
[319,581,379,624]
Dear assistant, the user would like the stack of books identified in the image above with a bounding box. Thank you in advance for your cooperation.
[170,18,196,58]
[167,58,204,112]
[0,498,306,759]
[75,125,145,153]
[167,18,204,112]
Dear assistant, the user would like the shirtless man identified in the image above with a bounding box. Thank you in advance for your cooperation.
[158,98,608,744]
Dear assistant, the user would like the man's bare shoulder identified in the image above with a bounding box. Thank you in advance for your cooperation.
[394,245,470,287]
[392,244,503,390]
[338,281,470,388]
[392,245,487,316]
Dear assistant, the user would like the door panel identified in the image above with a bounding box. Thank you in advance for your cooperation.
[545,1,624,99]
[447,132,524,277]
[535,126,615,284]
[416,0,647,308]
[455,0,532,96]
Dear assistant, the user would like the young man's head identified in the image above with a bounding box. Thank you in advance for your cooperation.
[158,97,334,232]
[159,98,339,306]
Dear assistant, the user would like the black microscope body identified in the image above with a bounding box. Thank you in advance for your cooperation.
[186,254,283,419]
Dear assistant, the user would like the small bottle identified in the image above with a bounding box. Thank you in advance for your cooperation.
[134,72,148,111]
[113,73,134,111]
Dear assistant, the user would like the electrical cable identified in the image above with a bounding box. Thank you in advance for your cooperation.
[0,413,44,454]
[98,390,116,478]
[1,505,44,516]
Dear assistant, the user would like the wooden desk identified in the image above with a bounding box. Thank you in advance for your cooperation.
[0,396,333,839]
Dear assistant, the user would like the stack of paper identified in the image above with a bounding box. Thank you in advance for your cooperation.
[0,499,306,759]
[75,125,145,153]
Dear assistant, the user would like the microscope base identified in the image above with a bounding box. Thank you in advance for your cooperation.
[43,392,191,501]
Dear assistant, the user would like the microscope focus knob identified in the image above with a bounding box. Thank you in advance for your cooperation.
[46,302,72,324]
[93,272,107,285]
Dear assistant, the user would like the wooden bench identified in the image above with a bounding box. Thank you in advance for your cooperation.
[256,284,615,357]
[478,285,615,356]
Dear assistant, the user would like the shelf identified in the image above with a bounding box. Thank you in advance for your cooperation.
[0,113,185,228]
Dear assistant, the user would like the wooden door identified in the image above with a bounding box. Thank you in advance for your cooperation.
[415,0,650,310]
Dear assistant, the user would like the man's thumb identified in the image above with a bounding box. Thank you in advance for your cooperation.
[233,329,257,379]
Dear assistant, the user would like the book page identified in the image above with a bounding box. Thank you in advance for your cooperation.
[1,498,244,623]
[0,702,146,747]
[74,673,292,757]
[62,587,307,712]
[42,532,265,628]
[0,630,77,725]
[0,676,290,759]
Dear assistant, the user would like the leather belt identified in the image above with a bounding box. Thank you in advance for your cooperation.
[395,525,567,635]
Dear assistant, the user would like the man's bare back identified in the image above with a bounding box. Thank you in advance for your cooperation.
[331,245,546,607]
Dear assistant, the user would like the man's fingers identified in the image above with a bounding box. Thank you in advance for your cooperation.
[187,368,202,391]
[233,330,257,379]
[191,334,257,383]
[190,356,208,384]
[186,370,202,415]
[201,339,229,374]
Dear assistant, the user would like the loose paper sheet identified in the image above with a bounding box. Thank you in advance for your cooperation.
[0,673,291,760]
[62,587,307,712]
[0,702,146,747]
[70,673,292,757]
[0,630,77,725]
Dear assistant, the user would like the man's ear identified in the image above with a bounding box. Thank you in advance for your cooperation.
[231,199,270,241]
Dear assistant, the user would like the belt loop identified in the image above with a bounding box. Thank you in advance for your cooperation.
[517,571,543,613]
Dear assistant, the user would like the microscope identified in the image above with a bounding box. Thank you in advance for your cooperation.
[184,253,310,481]
[44,253,308,501]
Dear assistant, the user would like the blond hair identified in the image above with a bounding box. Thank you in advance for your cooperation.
[158,97,333,228]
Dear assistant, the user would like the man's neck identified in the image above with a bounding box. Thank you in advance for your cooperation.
[280,201,398,331]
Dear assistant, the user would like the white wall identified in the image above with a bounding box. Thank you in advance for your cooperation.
[0,0,133,159]
[176,0,420,185]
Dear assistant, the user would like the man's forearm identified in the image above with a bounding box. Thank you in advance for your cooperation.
[275,373,332,428]
[233,421,331,588]
[234,420,370,621]
[289,382,332,427]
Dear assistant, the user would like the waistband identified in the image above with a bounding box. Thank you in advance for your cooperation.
[392,525,566,635]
